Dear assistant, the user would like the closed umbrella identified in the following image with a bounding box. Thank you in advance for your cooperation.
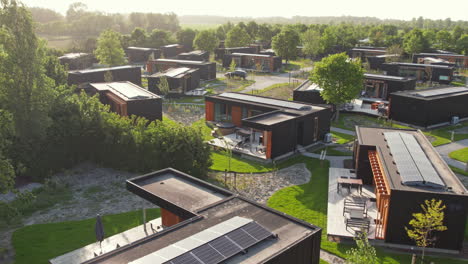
[95,214,105,253]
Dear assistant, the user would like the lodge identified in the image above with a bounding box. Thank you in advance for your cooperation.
[388,86,468,128]
[58,53,94,70]
[205,92,332,160]
[348,47,387,60]
[146,67,200,95]
[67,66,142,86]
[344,127,468,251]
[214,46,259,60]
[381,62,454,84]
[146,59,216,80]
[176,50,209,61]
[88,81,162,121]
[160,44,184,58]
[125,47,161,64]
[293,80,328,105]
[52,168,322,264]
[413,52,468,69]
[362,73,416,100]
[222,53,282,72]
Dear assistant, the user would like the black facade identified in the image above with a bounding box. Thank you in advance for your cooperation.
[389,87,468,127]
[293,80,328,105]
[68,66,142,86]
[177,50,209,61]
[58,53,94,70]
[147,59,216,80]
[147,67,200,95]
[125,47,161,63]
[161,44,184,58]
[214,46,258,60]
[381,63,454,84]
[222,53,282,72]
[363,73,416,100]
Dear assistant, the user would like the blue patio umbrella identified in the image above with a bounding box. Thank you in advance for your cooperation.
[95,214,105,253]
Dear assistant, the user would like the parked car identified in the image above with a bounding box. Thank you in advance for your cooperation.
[225,70,247,79]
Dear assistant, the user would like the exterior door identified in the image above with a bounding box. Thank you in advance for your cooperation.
[313,117,319,141]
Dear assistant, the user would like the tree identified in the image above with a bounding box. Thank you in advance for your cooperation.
[158,76,170,95]
[386,44,403,63]
[406,199,447,262]
[0,110,15,194]
[229,60,237,72]
[147,29,175,48]
[193,30,219,53]
[456,34,468,55]
[94,30,126,66]
[177,28,196,50]
[345,231,378,264]
[272,27,301,64]
[66,2,87,22]
[435,30,452,51]
[310,53,364,120]
[225,26,252,48]
[302,28,322,58]
[403,29,430,54]
[129,27,148,47]
[104,71,113,82]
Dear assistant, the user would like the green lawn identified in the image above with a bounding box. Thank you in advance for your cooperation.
[426,121,468,144]
[449,165,468,177]
[312,147,352,156]
[12,209,161,264]
[191,119,214,141]
[210,151,274,173]
[331,131,355,144]
[449,148,468,163]
[267,156,468,264]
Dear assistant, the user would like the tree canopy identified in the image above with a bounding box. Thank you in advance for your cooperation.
[272,27,300,63]
[94,29,126,66]
[193,30,219,53]
[225,25,252,48]
[177,28,197,51]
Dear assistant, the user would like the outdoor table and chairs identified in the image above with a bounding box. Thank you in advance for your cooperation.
[343,196,371,233]
[337,176,363,194]
[236,128,251,139]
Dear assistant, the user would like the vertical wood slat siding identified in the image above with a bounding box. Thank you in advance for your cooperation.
[161,208,183,227]
[105,92,128,117]
[265,131,272,159]
[231,106,242,127]
[205,101,214,121]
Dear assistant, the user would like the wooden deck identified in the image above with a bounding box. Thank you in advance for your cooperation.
[327,168,378,240]
[207,132,267,160]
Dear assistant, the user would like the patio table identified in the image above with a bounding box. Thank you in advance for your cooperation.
[337,177,363,194]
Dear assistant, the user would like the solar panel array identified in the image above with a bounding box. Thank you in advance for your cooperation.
[130,216,275,264]
[412,87,468,98]
[220,92,312,111]
[109,82,154,99]
[384,132,445,189]
[166,67,191,78]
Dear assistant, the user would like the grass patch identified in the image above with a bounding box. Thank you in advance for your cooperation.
[250,82,294,100]
[449,165,468,177]
[267,156,467,264]
[210,151,273,173]
[331,131,354,144]
[230,79,255,92]
[192,119,214,141]
[449,148,468,163]
[12,209,161,264]
[425,121,468,146]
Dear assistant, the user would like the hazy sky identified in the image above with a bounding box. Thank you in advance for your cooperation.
[21,0,468,21]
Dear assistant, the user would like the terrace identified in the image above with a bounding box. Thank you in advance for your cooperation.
[327,167,379,241]
[207,128,267,160]
[342,98,387,117]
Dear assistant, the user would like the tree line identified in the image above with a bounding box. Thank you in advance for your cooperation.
[0,0,211,195]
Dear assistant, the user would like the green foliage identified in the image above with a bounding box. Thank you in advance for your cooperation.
[403,29,430,54]
[94,29,126,66]
[0,110,15,193]
[456,34,468,55]
[272,27,300,63]
[406,199,448,260]
[225,26,252,48]
[302,28,322,58]
[310,53,364,107]
[229,59,237,72]
[346,232,378,264]
[210,151,273,173]
[158,75,170,95]
[148,29,176,48]
[12,209,161,264]
[449,147,468,163]
[193,30,219,53]
[129,27,148,47]
[177,28,197,50]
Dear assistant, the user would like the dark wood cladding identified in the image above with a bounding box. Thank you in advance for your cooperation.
[381,63,454,84]
[177,51,209,61]
[293,89,327,105]
[222,53,282,72]
[59,53,94,70]
[161,44,184,58]
[68,66,142,86]
[215,46,258,60]
[125,47,161,63]
[389,91,468,127]
[147,69,200,95]
[126,98,162,121]
[147,60,216,80]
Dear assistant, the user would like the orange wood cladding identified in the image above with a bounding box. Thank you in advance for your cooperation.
[368,150,391,240]
[105,92,128,116]
[231,106,242,127]
[146,62,153,73]
[161,208,183,227]
[265,131,272,159]
[205,101,214,121]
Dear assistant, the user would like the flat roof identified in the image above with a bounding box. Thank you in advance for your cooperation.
[417,53,467,58]
[294,80,322,92]
[244,111,298,126]
[69,65,139,74]
[178,50,207,56]
[351,48,386,53]
[59,53,90,59]
[162,44,181,48]
[356,127,467,194]
[127,47,160,51]
[393,86,468,100]
[385,62,454,69]
[154,59,212,65]
[364,73,412,81]
[218,92,314,111]
[231,52,273,58]
[82,168,320,264]
[89,81,160,101]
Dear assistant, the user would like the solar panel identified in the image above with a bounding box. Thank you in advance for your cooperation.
[166,68,191,78]
[169,253,201,264]
[219,92,312,111]
[191,244,224,264]
[384,132,445,189]
[412,87,468,98]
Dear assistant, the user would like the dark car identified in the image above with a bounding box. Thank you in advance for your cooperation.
[225,70,247,79]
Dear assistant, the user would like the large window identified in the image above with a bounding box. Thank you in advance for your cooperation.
[214,103,232,122]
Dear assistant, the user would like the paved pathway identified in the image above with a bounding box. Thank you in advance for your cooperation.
[331,127,356,136]
[435,139,468,170]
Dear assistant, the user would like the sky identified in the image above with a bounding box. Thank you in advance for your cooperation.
[20,0,468,21]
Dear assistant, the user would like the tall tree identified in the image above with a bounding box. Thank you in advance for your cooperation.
[193,30,218,54]
[386,44,403,63]
[310,53,364,120]
[403,29,430,54]
[456,34,468,55]
[129,27,148,47]
[302,28,322,58]
[147,29,175,48]
[158,76,170,95]
[272,27,300,64]
[177,28,197,51]
[406,199,447,262]
[435,30,453,51]
[0,109,15,194]
[94,29,126,66]
[225,26,252,48]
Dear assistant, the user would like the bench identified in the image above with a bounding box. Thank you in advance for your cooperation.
[345,217,370,232]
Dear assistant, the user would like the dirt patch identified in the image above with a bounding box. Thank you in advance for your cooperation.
[163,104,204,125]
[208,163,310,203]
